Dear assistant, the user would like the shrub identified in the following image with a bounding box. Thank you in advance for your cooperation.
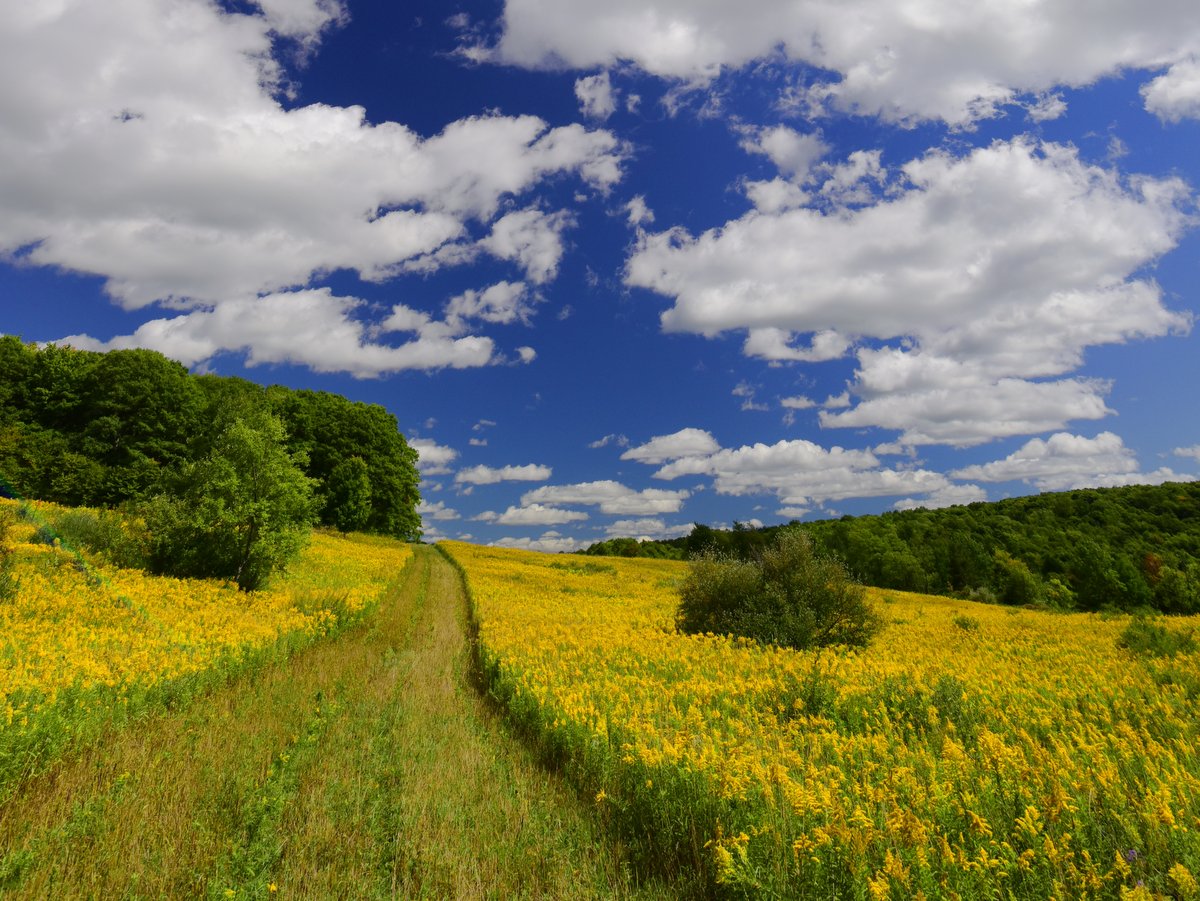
[1119,616,1197,658]
[47,507,148,569]
[676,529,880,650]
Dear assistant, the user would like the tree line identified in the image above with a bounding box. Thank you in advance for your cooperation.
[582,481,1200,614]
[0,337,421,587]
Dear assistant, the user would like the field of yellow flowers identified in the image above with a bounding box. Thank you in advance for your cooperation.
[0,498,411,797]
[443,541,1200,900]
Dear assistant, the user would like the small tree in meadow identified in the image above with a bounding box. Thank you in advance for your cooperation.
[143,411,316,591]
[676,528,880,650]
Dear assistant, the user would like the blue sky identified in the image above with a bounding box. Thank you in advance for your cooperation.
[2,0,1200,551]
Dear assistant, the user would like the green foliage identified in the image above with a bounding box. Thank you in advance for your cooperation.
[46,507,149,569]
[952,614,981,632]
[0,506,15,601]
[599,481,1200,615]
[676,529,880,650]
[143,412,317,591]
[1119,616,1198,658]
[323,456,373,533]
[991,549,1043,605]
[0,340,421,541]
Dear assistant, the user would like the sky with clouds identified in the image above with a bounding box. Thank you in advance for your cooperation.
[3,0,1199,551]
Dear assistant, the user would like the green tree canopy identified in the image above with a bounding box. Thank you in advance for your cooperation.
[143,411,317,591]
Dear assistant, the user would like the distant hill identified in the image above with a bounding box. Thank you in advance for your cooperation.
[582,481,1200,613]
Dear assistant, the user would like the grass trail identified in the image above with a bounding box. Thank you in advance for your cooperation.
[0,546,668,899]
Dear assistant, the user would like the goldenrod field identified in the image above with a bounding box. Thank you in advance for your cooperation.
[443,541,1200,900]
[0,498,412,795]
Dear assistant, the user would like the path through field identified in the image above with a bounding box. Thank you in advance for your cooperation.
[0,546,666,899]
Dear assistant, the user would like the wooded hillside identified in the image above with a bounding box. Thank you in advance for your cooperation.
[584,481,1200,613]
[0,337,421,540]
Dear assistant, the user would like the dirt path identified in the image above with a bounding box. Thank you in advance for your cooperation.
[0,546,667,899]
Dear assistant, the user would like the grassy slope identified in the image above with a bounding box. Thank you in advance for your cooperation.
[0,546,667,899]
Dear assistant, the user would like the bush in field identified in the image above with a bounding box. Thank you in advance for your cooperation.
[48,506,148,569]
[676,529,880,650]
[143,412,316,591]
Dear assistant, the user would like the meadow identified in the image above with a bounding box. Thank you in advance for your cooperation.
[443,541,1200,899]
[0,497,411,800]
[0,503,662,898]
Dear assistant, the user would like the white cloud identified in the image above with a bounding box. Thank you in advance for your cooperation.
[650,436,953,507]
[621,428,720,464]
[740,126,828,181]
[61,289,496,376]
[627,139,1192,446]
[490,531,583,553]
[522,480,690,515]
[418,500,461,521]
[495,504,588,526]
[743,328,851,363]
[445,280,538,328]
[950,431,1189,492]
[775,506,811,519]
[410,438,459,476]
[590,433,630,449]
[485,0,1200,125]
[1142,57,1200,122]
[1175,445,1200,462]
[604,518,691,540]
[516,346,537,364]
[892,484,988,512]
[480,208,573,284]
[625,195,655,227]
[780,395,817,410]
[455,463,553,485]
[1,0,626,375]
[575,71,617,120]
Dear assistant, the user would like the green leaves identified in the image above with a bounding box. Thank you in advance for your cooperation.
[144,411,317,591]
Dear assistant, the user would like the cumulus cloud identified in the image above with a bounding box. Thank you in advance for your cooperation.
[490,531,583,553]
[484,0,1200,125]
[892,484,988,511]
[627,139,1193,446]
[625,195,655,228]
[1,0,626,374]
[493,504,588,525]
[445,281,538,327]
[1142,58,1200,122]
[604,518,691,540]
[454,463,553,485]
[627,430,956,508]
[740,126,828,181]
[410,437,460,476]
[417,500,461,521]
[522,480,690,515]
[1175,445,1200,462]
[950,432,1189,492]
[621,428,721,464]
[649,437,951,507]
[480,209,574,284]
[575,71,617,120]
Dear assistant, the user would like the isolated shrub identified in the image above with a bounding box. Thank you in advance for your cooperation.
[676,529,880,650]
[143,411,316,591]
[48,507,148,569]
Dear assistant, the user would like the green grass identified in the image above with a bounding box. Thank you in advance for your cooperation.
[0,546,671,899]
